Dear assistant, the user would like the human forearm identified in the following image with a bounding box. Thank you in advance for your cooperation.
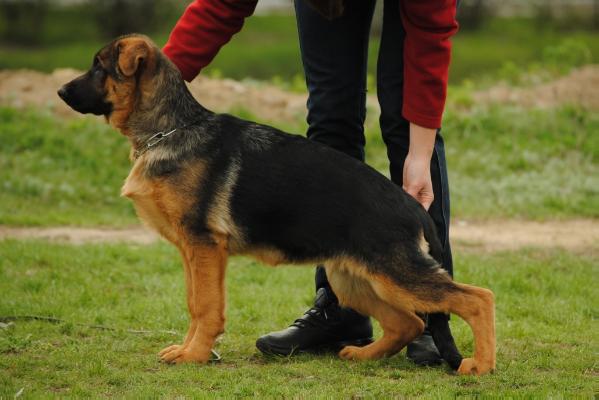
[408,123,436,159]
[403,123,436,210]
[163,0,258,81]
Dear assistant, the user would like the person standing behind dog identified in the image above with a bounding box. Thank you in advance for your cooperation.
[163,0,458,366]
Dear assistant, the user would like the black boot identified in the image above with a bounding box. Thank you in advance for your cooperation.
[255,287,373,356]
[406,327,443,366]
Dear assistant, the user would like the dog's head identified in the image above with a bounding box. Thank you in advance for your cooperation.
[58,34,163,129]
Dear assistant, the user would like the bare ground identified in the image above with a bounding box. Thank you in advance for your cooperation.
[471,65,599,110]
[1,219,597,254]
[1,65,597,126]
[0,68,309,125]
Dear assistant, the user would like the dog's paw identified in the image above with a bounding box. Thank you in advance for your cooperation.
[159,344,211,364]
[339,345,364,360]
[457,357,494,376]
[159,344,183,357]
[159,344,186,363]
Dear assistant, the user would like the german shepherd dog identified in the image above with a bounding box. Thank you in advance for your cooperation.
[58,34,495,375]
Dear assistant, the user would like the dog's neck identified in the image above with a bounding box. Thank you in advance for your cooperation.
[122,68,210,156]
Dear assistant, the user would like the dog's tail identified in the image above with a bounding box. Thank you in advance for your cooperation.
[420,214,463,371]
[428,313,462,370]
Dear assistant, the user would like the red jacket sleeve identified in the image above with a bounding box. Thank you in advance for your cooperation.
[163,0,258,82]
[399,0,458,129]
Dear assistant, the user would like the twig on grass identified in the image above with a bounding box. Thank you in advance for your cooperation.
[0,314,222,362]
[0,314,179,335]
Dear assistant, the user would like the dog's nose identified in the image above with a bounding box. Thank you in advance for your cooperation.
[57,86,68,101]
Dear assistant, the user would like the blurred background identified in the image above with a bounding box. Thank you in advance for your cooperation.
[0,0,598,83]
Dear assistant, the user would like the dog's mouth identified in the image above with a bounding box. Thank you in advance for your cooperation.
[57,83,112,116]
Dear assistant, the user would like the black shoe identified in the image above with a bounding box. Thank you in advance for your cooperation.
[255,287,373,356]
[406,329,443,366]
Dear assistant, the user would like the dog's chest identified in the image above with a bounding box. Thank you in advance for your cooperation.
[120,158,242,247]
[121,162,186,245]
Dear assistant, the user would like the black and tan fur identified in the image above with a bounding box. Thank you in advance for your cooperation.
[57,34,496,375]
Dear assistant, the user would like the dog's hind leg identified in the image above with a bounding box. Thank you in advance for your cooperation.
[339,304,424,361]
[371,274,496,375]
[159,234,228,364]
[444,283,495,375]
[325,265,424,361]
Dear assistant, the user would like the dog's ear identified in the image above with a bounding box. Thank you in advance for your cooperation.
[116,37,151,77]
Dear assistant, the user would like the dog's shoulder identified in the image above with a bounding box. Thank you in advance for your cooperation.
[210,112,292,151]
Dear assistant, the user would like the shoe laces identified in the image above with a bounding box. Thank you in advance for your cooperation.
[291,306,329,329]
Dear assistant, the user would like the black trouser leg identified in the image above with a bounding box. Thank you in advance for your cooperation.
[295,0,375,162]
[377,0,453,366]
[295,0,376,295]
[377,0,453,275]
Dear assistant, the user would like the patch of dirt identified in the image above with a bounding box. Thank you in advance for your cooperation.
[1,220,597,254]
[450,219,598,254]
[0,68,308,125]
[2,65,597,127]
[0,226,158,245]
[188,76,308,124]
[472,65,599,110]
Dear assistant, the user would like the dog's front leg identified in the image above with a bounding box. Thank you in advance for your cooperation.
[159,236,228,364]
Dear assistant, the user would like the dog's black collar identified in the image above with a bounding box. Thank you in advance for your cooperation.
[133,119,202,159]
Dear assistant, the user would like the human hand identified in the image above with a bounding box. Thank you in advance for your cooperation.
[402,152,434,210]
[402,123,436,210]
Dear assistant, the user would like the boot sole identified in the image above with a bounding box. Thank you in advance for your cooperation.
[256,337,374,357]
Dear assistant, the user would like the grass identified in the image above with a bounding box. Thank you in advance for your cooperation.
[1,15,598,85]
[1,102,597,227]
[440,105,599,219]
[0,108,135,227]
[0,240,597,397]
[450,18,599,84]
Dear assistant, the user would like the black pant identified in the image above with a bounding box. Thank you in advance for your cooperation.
[295,0,453,296]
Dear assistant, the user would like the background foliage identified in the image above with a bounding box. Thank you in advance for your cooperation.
[1,0,598,84]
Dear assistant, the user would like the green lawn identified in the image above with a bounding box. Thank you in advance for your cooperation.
[0,240,596,397]
[1,102,597,227]
[0,108,134,227]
